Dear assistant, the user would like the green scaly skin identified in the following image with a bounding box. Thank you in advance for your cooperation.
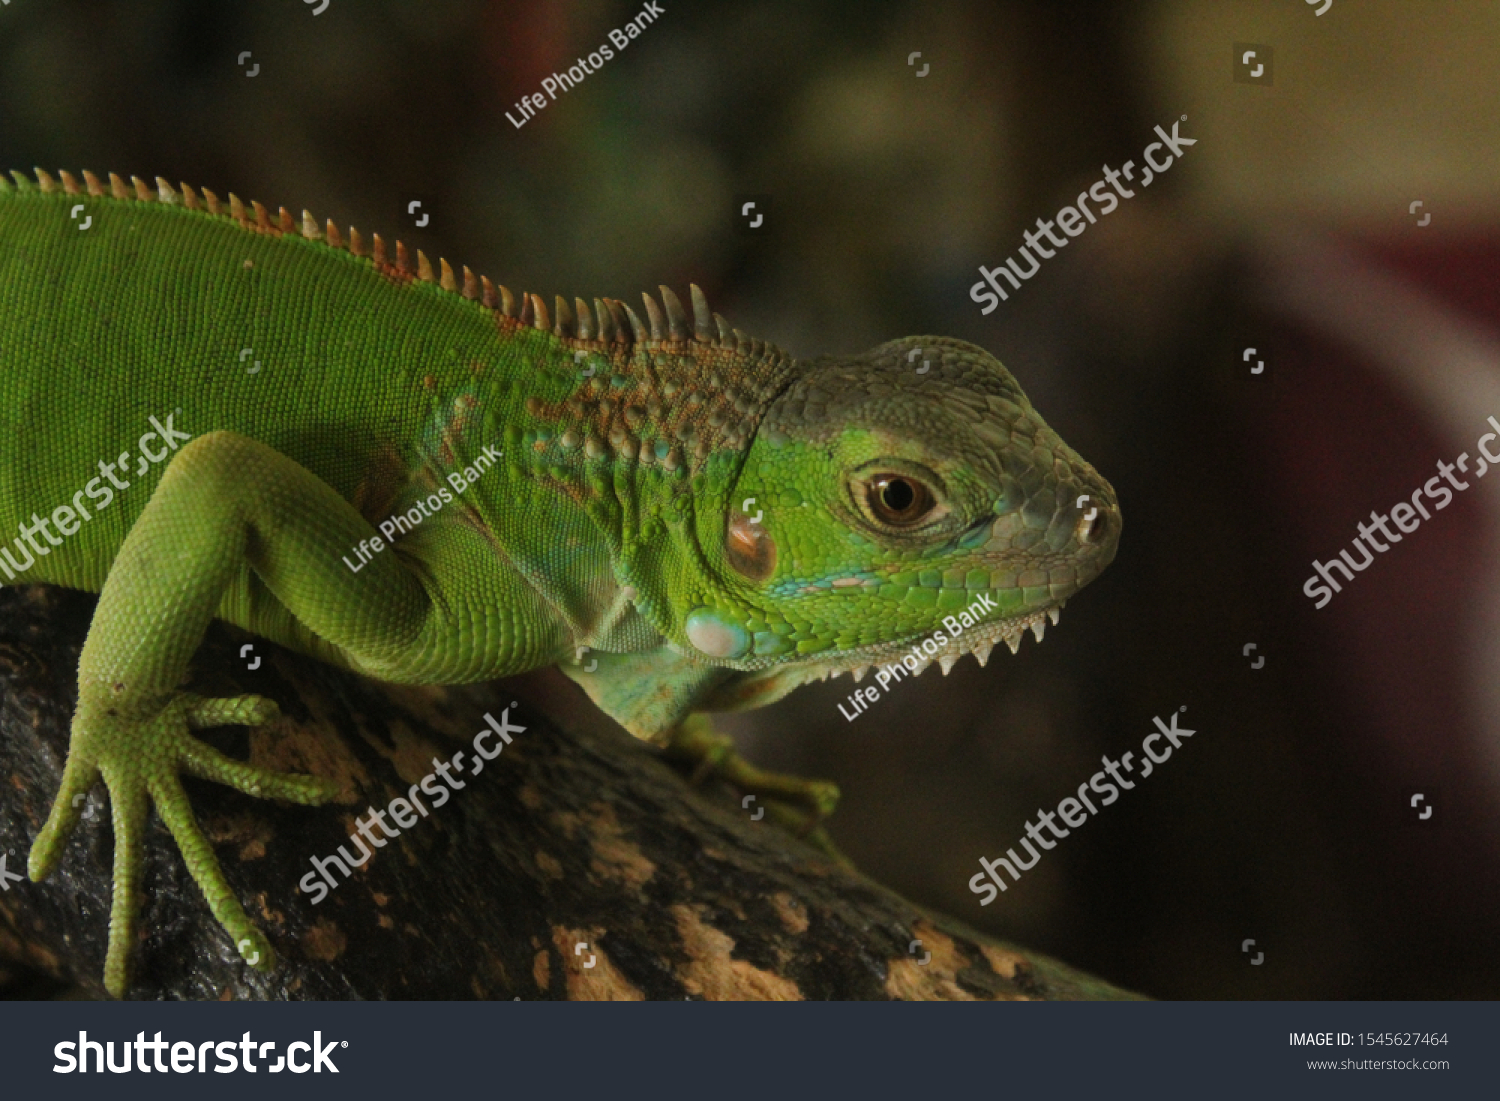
[0,168,1120,996]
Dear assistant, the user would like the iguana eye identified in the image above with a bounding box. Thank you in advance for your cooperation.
[867,474,936,526]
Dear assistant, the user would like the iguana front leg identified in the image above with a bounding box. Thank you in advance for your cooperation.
[560,650,845,857]
[27,430,558,996]
[665,714,838,817]
[662,714,848,862]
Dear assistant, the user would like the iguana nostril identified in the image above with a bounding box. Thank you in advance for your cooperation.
[1078,507,1107,545]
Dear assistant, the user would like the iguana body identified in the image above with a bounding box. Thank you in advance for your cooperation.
[0,168,1120,996]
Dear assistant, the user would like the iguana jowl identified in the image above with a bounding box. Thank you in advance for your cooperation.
[0,168,1120,996]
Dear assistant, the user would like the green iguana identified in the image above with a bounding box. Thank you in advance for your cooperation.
[0,168,1120,996]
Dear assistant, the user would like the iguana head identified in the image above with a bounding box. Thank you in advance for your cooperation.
[688,335,1119,680]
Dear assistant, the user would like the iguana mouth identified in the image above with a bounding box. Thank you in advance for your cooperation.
[815,599,1068,684]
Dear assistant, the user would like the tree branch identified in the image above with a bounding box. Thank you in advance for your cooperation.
[0,586,1139,1000]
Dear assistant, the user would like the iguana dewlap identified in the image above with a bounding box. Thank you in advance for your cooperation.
[0,168,1120,996]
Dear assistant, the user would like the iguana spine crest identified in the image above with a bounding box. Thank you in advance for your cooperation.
[12,167,781,360]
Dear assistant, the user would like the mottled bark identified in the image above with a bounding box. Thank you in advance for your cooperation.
[0,585,1139,1001]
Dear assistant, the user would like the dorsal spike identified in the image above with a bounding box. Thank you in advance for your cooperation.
[622,301,649,342]
[575,297,594,340]
[251,200,271,229]
[156,178,179,204]
[499,283,516,316]
[461,265,479,300]
[416,249,434,282]
[394,240,410,273]
[529,293,550,331]
[1003,630,1022,655]
[732,327,749,344]
[658,286,690,340]
[641,292,667,340]
[713,312,733,344]
[132,177,153,201]
[202,187,222,214]
[606,299,631,340]
[9,170,33,191]
[439,258,457,291]
[939,654,959,675]
[973,640,994,668]
[1030,620,1046,644]
[689,284,714,342]
[109,173,130,199]
[301,210,321,238]
[371,233,387,264]
[348,227,365,256]
[554,295,574,337]
[181,184,201,210]
[277,207,295,234]
[35,169,57,192]
[59,170,80,195]
[480,275,498,309]
[593,298,615,342]
[519,292,534,327]
[325,220,342,248]
[82,170,105,196]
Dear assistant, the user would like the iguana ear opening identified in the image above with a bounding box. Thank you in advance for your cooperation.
[725,510,776,582]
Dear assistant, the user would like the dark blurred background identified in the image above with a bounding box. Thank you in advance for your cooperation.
[4,0,1500,999]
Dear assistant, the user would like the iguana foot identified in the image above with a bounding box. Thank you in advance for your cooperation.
[27,691,339,998]
[665,714,851,865]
